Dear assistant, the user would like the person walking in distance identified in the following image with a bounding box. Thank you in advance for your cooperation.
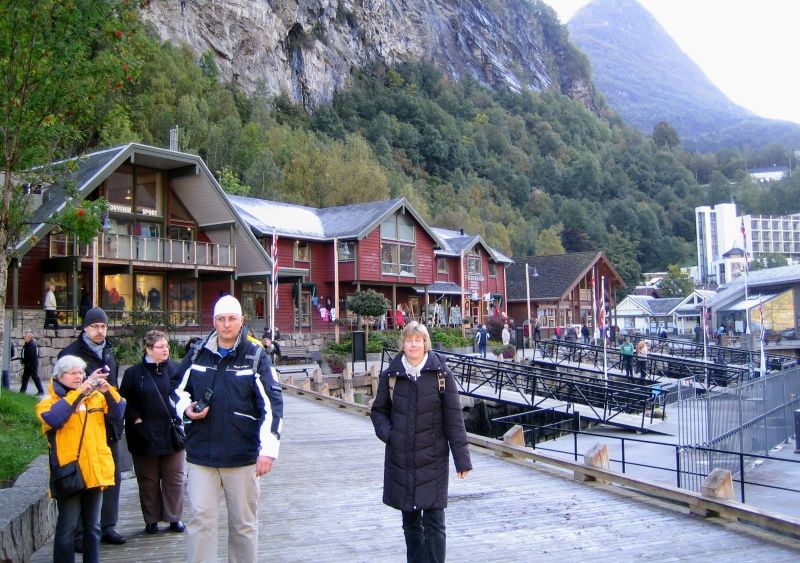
[58,307,127,550]
[619,336,635,379]
[44,281,59,329]
[635,339,649,382]
[20,331,44,396]
[174,295,284,563]
[475,324,489,358]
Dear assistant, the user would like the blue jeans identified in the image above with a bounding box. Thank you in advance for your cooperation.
[54,488,102,563]
[402,508,445,563]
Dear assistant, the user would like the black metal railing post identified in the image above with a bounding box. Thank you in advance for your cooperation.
[739,453,746,503]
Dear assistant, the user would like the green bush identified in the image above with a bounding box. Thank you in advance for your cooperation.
[0,392,48,487]
[428,327,472,348]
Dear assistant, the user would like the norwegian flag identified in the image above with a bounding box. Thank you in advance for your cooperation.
[271,229,279,315]
[758,300,765,343]
[741,217,750,269]
[591,267,598,338]
[598,275,606,330]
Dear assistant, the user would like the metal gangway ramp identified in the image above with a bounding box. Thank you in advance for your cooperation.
[382,349,667,432]
[29,393,800,562]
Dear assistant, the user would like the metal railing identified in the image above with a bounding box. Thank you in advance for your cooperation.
[532,338,749,390]
[492,411,800,507]
[49,233,235,268]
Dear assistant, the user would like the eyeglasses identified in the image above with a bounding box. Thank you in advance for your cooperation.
[151,344,170,350]
[87,323,108,330]
[64,369,86,376]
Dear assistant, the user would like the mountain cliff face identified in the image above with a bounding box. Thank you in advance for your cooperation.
[140,0,597,111]
[567,0,800,151]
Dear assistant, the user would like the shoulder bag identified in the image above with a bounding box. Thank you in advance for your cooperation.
[145,368,186,450]
[49,409,88,500]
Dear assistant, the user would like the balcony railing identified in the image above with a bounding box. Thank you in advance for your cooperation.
[49,233,236,268]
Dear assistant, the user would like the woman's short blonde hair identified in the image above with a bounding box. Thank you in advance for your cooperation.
[400,321,432,352]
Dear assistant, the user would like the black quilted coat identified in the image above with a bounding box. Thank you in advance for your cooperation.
[370,352,472,512]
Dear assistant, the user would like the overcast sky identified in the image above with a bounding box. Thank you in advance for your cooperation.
[545,0,800,125]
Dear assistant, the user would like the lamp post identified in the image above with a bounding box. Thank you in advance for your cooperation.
[92,214,112,307]
[526,263,538,347]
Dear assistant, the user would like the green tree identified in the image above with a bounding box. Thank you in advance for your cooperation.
[1,0,135,333]
[347,290,390,344]
[652,121,680,148]
[750,253,788,271]
[659,264,694,297]
[536,223,565,255]
[216,166,251,195]
[602,227,641,297]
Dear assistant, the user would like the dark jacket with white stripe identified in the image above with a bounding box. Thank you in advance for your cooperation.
[370,352,472,512]
[173,327,283,467]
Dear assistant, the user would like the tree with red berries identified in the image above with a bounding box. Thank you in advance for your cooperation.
[0,0,137,334]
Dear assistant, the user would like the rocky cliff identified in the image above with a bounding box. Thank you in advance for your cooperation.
[140,0,597,111]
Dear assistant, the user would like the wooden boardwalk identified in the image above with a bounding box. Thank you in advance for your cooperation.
[31,394,800,562]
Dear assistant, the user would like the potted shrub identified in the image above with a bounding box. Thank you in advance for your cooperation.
[320,352,346,374]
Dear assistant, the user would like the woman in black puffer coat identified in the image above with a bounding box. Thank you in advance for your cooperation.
[120,330,186,535]
[371,321,472,563]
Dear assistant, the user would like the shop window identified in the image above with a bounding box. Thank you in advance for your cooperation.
[169,279,198,325]
[488,262,497,276]
[437,258,448,274]
[295,291,312,327]
[102,273,132,321]
[467,255,481,275]
[381,242,415,276]
[106,164,134,213]
[134,274,164,312]
[135,168,163,217]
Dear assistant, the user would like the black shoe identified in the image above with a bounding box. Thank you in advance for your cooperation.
[145,523,159,534]
[101,529,127,544]
[169,521,185,533]
[74,539,83,553]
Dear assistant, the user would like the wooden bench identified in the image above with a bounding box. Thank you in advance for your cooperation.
[277,345,314,364]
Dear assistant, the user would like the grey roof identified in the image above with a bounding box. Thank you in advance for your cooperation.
[431,227,513,264]
[708,264,800,307]
[647,298,684,316]
[228,195,445,247]
[505,251,621,301]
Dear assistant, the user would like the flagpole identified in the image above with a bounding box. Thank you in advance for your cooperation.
[271,228,277,341]
[741,217,750,334]
[591,266,598,343]
[601,275,607,381]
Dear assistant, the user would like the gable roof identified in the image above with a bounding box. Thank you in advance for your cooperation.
[13,143,271,276]
[430,227,512,264]
[505,251,624,302]
[227,195,446,248]
[708,264,800,308]
[618,295,684,317]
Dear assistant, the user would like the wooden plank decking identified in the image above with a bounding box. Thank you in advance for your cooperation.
[30,394,800,562]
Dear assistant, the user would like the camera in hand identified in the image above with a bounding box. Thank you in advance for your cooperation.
[192,388,214,412]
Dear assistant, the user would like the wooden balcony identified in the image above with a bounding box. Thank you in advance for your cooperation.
[49,233,236,269]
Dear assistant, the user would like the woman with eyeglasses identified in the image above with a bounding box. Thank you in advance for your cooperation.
[36,355,125,563]
[119,330,186,535]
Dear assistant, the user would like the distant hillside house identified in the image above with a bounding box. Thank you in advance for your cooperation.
[504,251,624,339]
[228,195,511,333]
[747,166,789,183]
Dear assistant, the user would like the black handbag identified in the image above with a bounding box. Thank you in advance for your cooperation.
[145,368,186,451]
[49,412,87,500]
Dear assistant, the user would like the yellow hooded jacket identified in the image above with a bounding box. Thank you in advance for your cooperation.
[36,378,125,494]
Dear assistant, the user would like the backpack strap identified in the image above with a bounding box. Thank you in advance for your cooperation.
[388,375,396,401]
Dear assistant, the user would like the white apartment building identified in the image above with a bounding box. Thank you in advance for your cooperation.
[696,202,800,286]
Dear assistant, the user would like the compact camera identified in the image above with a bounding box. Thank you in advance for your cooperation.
[192,388,214,412]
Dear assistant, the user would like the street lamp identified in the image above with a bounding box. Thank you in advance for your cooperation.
[92,214,112,307]
[526,263,539,346]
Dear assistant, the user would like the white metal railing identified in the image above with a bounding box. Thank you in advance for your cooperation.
[49,233,235,268]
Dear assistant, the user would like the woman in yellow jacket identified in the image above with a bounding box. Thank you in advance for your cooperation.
[36,355,125,563]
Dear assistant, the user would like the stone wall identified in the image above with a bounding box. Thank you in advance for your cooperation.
[6,309,81,387]
[0,456,55,563]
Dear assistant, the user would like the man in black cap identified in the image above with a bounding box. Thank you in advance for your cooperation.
[58,307,127,549]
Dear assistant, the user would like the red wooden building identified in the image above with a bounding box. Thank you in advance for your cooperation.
[6,144,270,332]
[228,196,512,334]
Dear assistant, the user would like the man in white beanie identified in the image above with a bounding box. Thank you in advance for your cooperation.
[174,294,283,563]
